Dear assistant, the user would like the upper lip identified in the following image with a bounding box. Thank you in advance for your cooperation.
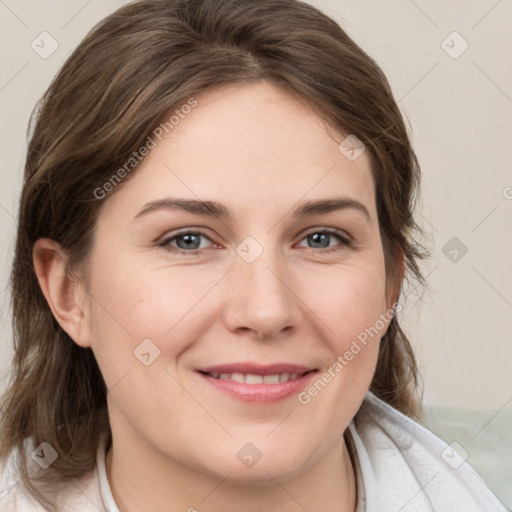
[195,363,316,376]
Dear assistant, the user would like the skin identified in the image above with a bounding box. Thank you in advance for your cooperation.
[34,80,403,512]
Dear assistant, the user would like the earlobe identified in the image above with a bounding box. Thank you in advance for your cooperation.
[32,238,92,348]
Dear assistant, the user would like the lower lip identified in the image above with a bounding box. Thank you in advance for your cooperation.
[196,371,317,403]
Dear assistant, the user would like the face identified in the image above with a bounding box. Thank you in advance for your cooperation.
[80,80,395,483]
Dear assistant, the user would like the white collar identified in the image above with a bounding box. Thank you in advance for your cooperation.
[96,436,121,512]
[94,391,507,512]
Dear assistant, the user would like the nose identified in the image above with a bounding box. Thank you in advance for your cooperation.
[222,246,303,341]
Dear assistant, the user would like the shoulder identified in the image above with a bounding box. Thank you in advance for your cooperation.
[348,391,508,512]
[0,439,105,512]
[0,442,45,511]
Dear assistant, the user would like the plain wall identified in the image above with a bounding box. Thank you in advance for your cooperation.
[1,1,511,414]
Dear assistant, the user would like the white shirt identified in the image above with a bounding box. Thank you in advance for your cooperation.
[1,391,508,511]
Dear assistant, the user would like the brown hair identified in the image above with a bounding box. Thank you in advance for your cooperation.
[0,0,429,509]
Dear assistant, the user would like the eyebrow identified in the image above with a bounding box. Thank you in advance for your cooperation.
[134,197,371,223]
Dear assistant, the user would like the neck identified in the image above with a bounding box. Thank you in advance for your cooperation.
[105,432,357,512]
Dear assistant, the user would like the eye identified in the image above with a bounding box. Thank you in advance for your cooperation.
[158,231,215,253]
[296,228,352,252]
[158,228,352,255]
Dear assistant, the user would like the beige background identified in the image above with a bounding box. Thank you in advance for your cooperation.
[0,0,511,500]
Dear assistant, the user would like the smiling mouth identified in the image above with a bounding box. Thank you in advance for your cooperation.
[196,367,319,403]
[199,370,315,384]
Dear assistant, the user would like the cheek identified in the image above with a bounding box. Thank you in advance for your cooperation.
[289,265,388,458]
[311,260,388,351]
[85,254,214,370]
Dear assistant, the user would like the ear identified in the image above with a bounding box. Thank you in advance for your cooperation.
[386,245,406,312]
[33,238,92,348]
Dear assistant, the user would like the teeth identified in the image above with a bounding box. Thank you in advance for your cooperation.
[263,374,280,384]
[207,372,304,383]
[231,372,245,383]
[245,374,263,384]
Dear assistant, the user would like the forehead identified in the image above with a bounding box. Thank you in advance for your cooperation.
[101,80,376,221]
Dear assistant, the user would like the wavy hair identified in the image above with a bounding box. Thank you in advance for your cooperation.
[0,0,429,509]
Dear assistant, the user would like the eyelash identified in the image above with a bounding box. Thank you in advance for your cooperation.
[158,228,353,255]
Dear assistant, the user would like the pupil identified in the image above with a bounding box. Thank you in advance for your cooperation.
[178,234,200,250]
[310,233,329,248]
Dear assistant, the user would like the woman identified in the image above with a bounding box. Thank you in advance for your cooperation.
[0,0,507,511]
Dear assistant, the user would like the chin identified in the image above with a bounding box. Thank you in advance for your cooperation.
[220,463,304,487]
[194,443,316,486]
